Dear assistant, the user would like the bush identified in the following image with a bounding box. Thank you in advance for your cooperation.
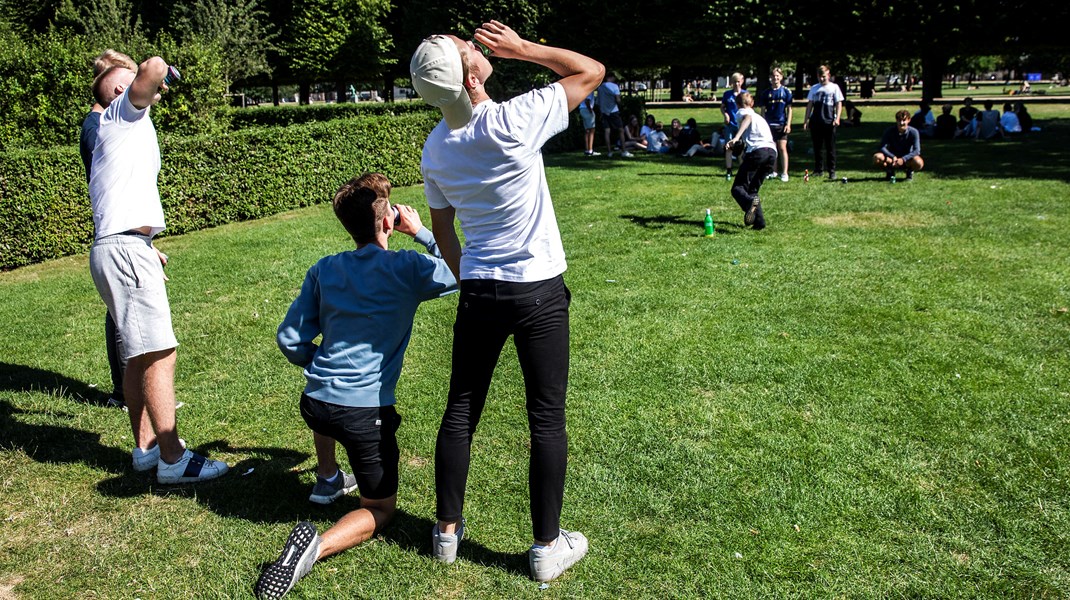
[0,30,232,150]
[227,102,437,129]
[0,111,438,269]
[0,30,93,150]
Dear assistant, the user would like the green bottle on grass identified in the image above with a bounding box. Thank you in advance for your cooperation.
[704,208,715,237]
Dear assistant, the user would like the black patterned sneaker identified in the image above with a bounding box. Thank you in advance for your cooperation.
[744,197,761,226]
[309,469,359,505]
[529,529,589,582]
[255,522,320,599]
[156,449,228,484]
[905,170,914,181]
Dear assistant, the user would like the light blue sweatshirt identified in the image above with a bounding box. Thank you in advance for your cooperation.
[277,228,457,407]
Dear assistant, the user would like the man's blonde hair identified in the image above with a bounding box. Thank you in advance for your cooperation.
[93,49,136,77]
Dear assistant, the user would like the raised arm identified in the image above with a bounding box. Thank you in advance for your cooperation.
[129,56,170,110]
[474,20,604,110]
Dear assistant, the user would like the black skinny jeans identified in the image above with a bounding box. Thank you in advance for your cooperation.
[435,275,571,542]
[809,120,837,173]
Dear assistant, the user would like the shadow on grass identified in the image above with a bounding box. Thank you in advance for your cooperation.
[808,118,1070,179]
[549,118,1069,181]
[622,213,746,235]
[0,361,111,405]
[0,398,130,473]
[250,510,528,579]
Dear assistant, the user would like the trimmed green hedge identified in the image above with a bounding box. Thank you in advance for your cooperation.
[0,111,438,269]
[227,102,438,130]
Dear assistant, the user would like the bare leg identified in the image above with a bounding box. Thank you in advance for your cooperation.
[313,431,339,478]
[777,138,789,175]
[125,348,184,463]
[317,495,397,560]
[603,127,612,153]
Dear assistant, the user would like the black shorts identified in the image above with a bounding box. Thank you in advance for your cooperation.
[769,124,788,142]
[601,112,623,130]
[300,394,401,500]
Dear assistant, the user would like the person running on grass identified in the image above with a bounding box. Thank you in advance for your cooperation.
[411,20,603,582]
[255,173,457,599]
[725,91,776,230]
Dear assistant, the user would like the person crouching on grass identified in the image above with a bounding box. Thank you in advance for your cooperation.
[873,110,924,181]
[725,91,776,230]
[254,173,457,600]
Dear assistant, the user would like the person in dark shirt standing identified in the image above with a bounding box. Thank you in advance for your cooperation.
[872,110,924,181]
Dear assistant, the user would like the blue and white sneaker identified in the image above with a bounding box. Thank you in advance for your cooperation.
[254,521,320,599]
[309,470,359,505]
[156,449,228,484]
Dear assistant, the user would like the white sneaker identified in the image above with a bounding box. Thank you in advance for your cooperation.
[607,151,615,158]
[621,151,634,158]
[529,529,588,582]
[156,449,229,484]
[432,520,465,564]
[132,438,185,472]
[780,173,790,182]
[765,172,777,180]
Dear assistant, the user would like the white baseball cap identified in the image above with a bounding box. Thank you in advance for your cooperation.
[410,36,472,130]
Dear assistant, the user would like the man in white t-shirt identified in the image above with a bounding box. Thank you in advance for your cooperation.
[411,21,603,583]
[725,91,777,230]
[88,57,228,484]
[803,65,844,179]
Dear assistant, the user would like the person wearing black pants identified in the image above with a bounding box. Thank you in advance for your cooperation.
[803,65,844,179]
[414,21,602,582]
[726,91,777,230]
[435,276,571,540]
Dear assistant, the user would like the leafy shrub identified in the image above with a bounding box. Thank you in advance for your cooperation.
[0,29,231,150]
[0,30,93,150]
[0,111,438,269]
[227,101,436,129]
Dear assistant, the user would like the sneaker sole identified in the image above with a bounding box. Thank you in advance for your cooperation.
[744,200,760,226]
[255,522,319,599]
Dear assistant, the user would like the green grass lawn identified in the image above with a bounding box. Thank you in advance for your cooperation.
[1,106,1069,598]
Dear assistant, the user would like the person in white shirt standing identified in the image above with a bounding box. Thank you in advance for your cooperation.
[411,21,603,583]
[88,57,228,484]
[803,65,843,179]
[725,91,777,230]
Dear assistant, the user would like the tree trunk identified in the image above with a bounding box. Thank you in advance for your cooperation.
[336,80,347,103]
[921,51,948,103]
[384,75,394,102]
[272,82,280,106]
[300,82,311,105]
[794,61,808,98]
[668,66,683,101]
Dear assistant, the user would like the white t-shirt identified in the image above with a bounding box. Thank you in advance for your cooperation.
[421,82,569,282]
[646,130,669,152]
[89,89,165,239]
[738,107,776,152]
[1000,111,1021,133]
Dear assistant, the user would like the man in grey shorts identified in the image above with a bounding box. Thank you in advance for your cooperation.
[89,55,228,484]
